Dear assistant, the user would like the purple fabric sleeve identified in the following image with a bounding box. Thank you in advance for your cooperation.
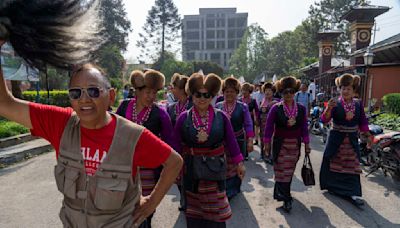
[221,111,244,164]
[253,99,260,123]
[159,106,177,148]
[320,108,332,123]
[300,104,310,143]
[263,104,278,143]
[359,102,369,132]
[242,103,255,137]
[173,111,188,154]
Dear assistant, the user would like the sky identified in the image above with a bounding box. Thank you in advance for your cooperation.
[122,0,400,63]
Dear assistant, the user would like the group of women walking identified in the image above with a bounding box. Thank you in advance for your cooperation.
[116,69,371,228]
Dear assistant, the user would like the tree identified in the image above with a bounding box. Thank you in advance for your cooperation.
[229,24,269,82]
[307,0,369,56]
[136,0,181,65]
[160,59,193,82]
[100,0,132,51]
[193,61,224,77]
[97,44,125,89]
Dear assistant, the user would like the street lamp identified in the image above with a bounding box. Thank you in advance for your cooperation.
[363,47,374,66]
[364,46,375,110]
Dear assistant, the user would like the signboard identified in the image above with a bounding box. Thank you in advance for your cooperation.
[1,42,39,82]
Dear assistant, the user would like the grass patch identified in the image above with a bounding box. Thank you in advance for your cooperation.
[0,120,29,139]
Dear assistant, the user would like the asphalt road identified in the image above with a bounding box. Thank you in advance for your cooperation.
[1,135,400,228]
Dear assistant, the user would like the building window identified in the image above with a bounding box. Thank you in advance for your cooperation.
[228,18,235,27]
[217,19,225,27]
[205,53,208,60]
[187,52,195,60]
[228,40,235,49]
[237,17,247,27]
[228,30,235,39]
[206,30,215,39]
[187,42,200,50]
[186,31,200,40]
[217,30,225,38]
[217,41,225,49]
[236,29,245,38]
[211,53,221,61]
[206,19,215,28]
[206,41,215,49]
[186,21,200,29]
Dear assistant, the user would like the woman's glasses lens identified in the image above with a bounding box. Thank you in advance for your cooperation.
[283,89,295,95]
[195,92,211,99]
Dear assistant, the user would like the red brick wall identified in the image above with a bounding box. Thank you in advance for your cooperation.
[367,66,400,107]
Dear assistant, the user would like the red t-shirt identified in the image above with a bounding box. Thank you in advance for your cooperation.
[29,102,172,177]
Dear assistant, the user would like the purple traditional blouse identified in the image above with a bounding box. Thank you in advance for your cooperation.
[320,103,369,132]
[263,103,310,144]
[174,109,244,164]
[123,99,176,148]
[241,103,255,138]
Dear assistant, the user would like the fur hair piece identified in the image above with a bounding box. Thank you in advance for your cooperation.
[172,75,189,91]
[241,83,254,93]
[262,82,276,93]
[335,73,361,90]
[0,0,105,70]
[143,70,165,91]
[222,76,241,93]
[186,73,221,97]
[275,76,301,93]
[170,73,181,86]
[130,70,145,88]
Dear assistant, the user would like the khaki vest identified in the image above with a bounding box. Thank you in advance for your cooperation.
[54,113,144,228]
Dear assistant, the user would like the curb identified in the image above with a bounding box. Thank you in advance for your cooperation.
[0,133,37,149]
[0,143,53,166]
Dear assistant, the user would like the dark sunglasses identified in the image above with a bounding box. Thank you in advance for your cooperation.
[282,88,296,95]
[68,87,105,100]
[194,91,212,99]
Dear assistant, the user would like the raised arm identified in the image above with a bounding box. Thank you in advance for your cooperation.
[0,41,32,128]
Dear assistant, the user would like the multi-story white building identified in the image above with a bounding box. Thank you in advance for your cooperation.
[182,8,248,71]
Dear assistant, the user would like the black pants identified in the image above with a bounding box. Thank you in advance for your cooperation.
[186,217,226,228]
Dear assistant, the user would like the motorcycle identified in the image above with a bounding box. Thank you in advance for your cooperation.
[366,132,400,181]
[309,106,330,143]
[359,113,384,164]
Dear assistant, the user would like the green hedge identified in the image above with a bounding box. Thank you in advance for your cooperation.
[371,113,400,131]
[23,90,70,107]
[0,120,29,139]
[383,93,400,115]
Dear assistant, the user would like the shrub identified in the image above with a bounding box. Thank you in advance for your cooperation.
[382,93,400,115]
[23,90,70,107]
[0,120,29,138]
[371,113,400,131]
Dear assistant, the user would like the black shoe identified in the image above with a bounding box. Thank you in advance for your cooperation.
[283,200,292,212]
[350,198,364,207]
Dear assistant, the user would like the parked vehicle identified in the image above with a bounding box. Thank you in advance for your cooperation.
[309,105,330,143]
[366,132,400,181]
[359,113,384,163]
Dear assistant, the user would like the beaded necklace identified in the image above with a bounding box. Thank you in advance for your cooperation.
[282,101,298,126]
[131,97,152,125]
[339,96,355,120]
[223,101,237,119]
[192,106,211,143]
[242,96,251,105]
[175,99,189,117]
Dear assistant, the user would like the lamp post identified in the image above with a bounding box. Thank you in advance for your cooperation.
[364,47,374,109]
